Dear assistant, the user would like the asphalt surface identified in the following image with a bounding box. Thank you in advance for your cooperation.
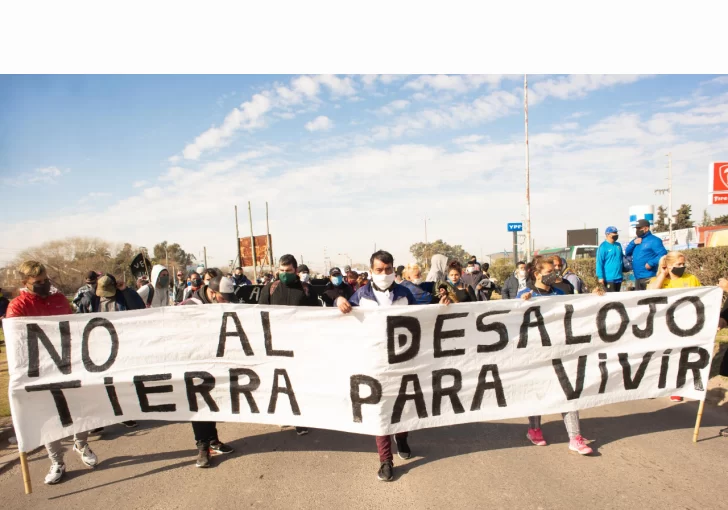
[1,398,727,510]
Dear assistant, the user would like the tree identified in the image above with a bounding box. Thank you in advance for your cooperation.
[674,204,694,230]
[653,205,668,233]
[700,209,713,227]
[152,241,196,273]
[409,239,473,268]
[715,214,728,226]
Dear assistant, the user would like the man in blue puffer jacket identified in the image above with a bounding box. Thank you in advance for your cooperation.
[624,219,668,290]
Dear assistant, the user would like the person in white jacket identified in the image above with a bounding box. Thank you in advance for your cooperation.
[137,264,172,308]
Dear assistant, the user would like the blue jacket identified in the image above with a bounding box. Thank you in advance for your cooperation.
[596,241,624,283]
[349,282,415,308]
[624,232,668,280]
[399,280,432,305]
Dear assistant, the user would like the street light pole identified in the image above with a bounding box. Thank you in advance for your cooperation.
[655,152,673,251]
[524,74,532,262]
[424,217,430,270]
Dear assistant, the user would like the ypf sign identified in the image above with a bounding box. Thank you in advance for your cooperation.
[710,162,728,205]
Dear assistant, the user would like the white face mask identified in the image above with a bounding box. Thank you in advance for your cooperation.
[372,272,395,290]
[466,266,473,273]
[300,273,310,283]
[518,270,526,278]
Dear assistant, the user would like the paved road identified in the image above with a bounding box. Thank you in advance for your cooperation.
[1,398,727,510]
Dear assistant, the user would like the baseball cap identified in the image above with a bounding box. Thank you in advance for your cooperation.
[605,226,619,234]
[96,275,117,298]
[297,264,310,274]
[635,219,651,228]
[209,276,236,303]
[330,268,342,276]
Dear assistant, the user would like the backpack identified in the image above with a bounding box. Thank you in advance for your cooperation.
[144,283,155,308]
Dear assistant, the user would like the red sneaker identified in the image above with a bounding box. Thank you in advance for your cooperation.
[670,396,684,402]
[569,435,593,455]
[527,428,547,446]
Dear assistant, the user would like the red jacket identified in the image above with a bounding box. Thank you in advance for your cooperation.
[6,291,72,318]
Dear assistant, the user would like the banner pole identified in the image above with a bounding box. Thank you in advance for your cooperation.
[693,398,706,443]
[248,201,258,281]
[20,452,32,494]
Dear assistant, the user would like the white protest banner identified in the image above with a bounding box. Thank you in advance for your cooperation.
[4,287,721,452]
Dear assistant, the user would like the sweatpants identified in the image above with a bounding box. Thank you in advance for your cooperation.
[46,431,89,464]
[605,282,622,293]
[528,411,581,439]
[376,433,408,463]
[192,421,218,448]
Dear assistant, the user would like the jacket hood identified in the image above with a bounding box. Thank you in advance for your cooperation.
[150,264,168,287]
[426,254,449,282]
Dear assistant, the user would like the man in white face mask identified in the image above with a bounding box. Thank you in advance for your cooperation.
[336,250,449,482]
[502,261,527,300]
[297,264,311,283]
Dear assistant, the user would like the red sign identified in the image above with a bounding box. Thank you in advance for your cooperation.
[712,162,728,192]
[713,194,728,205]
[239,235,272,267]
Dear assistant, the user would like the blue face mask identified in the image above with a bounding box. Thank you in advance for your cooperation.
[331,276,343,286]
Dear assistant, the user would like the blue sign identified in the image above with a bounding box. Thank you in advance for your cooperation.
[507,223,523,232]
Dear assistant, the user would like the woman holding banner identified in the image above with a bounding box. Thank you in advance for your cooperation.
[517,256,594,456]
[647,251,702,402]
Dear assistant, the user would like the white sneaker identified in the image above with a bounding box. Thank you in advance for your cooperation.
[73,443,98,467]
[45,462,66,484]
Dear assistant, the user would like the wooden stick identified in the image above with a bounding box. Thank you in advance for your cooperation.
[693,399,706,443]
[19,452,32,494]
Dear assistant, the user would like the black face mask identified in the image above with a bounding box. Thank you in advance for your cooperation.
[671,266,686,278]
[611,235,619,242]
[541,272,558,286]
[32,280,52,298]
[636,229,648,238]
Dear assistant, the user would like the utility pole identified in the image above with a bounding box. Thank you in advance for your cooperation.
[203,246,208,268]
[234,205,240,270]
[655,153,673,251]
[265,202,274,273]
[248,201,258,280]
[524,74,532,262]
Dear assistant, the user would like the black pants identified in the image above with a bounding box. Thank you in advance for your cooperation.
[192,421,218,448]
[634,278,652,291]
[605,282,622,293]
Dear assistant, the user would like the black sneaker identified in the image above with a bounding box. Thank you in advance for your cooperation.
[295,427,309,436]
[196,447,211,468]
[210,440,234,455]
[377,461,394,482]
[122,421,138,428]
[395,436,411,459]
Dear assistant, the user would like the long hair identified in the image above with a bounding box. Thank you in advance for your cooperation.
[658,251,685,271]
[525,255,553,283]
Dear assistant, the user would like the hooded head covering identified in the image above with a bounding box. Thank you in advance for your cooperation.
[137,264,170,308]
[426,254,449,282]
[149,264,167,288]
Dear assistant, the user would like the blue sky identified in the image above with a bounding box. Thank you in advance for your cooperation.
[1,74,727,270]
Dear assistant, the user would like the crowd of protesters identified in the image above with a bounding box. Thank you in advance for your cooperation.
[2,217,727,484]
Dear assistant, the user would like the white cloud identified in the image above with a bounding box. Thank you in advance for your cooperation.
[530,75,648,103]
[317,75,356,96]
[701,76,728,86]
[181,93,272,160]
[376,99,410,115]
[78,191,112,204]
[552,122,579,131]
[305,115,333,132]
[404,74,511,94]
[132,180,149,188]
[2,166,68,186]
[453,134,486,145]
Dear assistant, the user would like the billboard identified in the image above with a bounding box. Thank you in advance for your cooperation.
[239,235,272,268]
[709,162,728,204]
[566,228,598,246]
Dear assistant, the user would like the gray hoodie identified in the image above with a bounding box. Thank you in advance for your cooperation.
[136,264,171,308]
[426,254,449,282]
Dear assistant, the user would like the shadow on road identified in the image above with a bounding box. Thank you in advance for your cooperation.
[43,399,728,499]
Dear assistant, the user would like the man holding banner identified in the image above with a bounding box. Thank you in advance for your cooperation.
[6,261,99,485]
[181,276,237,467]
[336,250,451,482]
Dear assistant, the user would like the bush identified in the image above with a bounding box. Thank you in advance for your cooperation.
[490,259,516,286]
[567,246,728,289]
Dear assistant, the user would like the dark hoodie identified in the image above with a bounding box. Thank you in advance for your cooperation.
[259,278,319,307]
[181,285,214,305]
[321,281,354,307]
